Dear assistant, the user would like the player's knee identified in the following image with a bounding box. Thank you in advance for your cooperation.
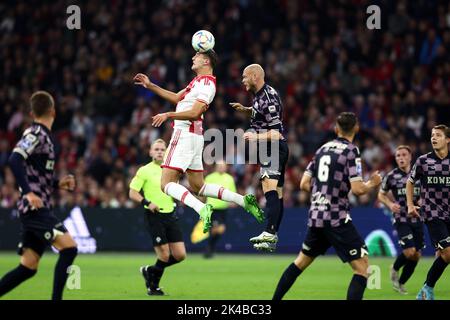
[160,253,171,262]
[190,183,203,195]
[20,256,40,270]
[403,248,416,260]
[414,251,422,261]
[173,252,186,262]
[353,258,369,277]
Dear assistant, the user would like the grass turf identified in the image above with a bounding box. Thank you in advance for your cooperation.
[0,252,448,300]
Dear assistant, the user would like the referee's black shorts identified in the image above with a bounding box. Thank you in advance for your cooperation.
[259,139,289,187]
[145,210,183,246]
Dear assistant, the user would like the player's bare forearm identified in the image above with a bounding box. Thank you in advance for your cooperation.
[351,172,381,196]
[229,102,252,116]
[258,130,283,141]
[405,180,415,207]
[378,192,393,209]
[300,174,311,192]
[167,102,206,121]
[147,84,180,105]
[134,73,180,105]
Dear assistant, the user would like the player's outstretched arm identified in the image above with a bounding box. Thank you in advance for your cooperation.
[133,73,183,105]
[351,171,382,196]
[152,100,206,127]
[406,180,420,217]
[229,102,252,116]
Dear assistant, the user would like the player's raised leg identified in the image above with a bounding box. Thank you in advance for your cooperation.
[161,168,213,233]
[51,233,78,300]
[195,173,264,223]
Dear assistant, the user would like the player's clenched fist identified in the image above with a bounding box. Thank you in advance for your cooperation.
[133,73,153,89]
[370,171,382,187]
[59,174,76,191]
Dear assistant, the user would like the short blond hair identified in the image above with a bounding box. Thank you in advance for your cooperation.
[151,139,166,148]
[396,145,411,154]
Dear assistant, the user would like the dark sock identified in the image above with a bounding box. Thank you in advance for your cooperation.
[52,247,78,300]
[153,255,182,285]
[155,255,181,270]
[0,264,37,297]
[275,198,284,231]
[264,190,281,234]
[347,274,367,300]
[208,233,221,253]
[399,259,418,285]
[272,263,302,300]
[393,253,407,271]
[425,256,448,288]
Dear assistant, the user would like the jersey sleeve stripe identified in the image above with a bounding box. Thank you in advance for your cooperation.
[12,148,29,159]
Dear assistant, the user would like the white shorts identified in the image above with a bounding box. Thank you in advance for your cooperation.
[161,129,204,172]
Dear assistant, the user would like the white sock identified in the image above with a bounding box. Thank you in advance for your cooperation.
[199,183,245,207]
[164,182,205,213]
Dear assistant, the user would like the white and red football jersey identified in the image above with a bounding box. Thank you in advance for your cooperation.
[174,75,216,135]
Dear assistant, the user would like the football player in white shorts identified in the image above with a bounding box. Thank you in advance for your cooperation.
[134,50,264,233]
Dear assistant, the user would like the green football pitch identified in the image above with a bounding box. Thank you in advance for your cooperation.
[0,252,448,300]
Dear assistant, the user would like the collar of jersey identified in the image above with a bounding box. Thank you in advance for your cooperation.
[254,83,268,97]
[32,121,51,135]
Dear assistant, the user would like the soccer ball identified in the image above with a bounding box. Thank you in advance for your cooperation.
[191,30,215,52]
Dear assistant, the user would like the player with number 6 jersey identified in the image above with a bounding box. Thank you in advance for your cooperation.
[272,112,382,300]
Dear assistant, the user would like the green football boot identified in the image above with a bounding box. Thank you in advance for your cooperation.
[243,194,265,223]
[199,204,213,233]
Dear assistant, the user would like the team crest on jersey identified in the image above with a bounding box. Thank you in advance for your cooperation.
[19,134,37,150]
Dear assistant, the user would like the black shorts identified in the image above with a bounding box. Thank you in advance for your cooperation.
[212,209,227,226]
[301,221,368,263]
[425,219,450,250]
[394,221,425,251]
[145,211,183,246]
[18,208,68,257]
[259,139,289,187]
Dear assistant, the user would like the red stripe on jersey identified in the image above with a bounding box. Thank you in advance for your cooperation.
[164,130,181,166]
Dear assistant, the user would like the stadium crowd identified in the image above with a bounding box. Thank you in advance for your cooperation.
[1,0,449,210]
